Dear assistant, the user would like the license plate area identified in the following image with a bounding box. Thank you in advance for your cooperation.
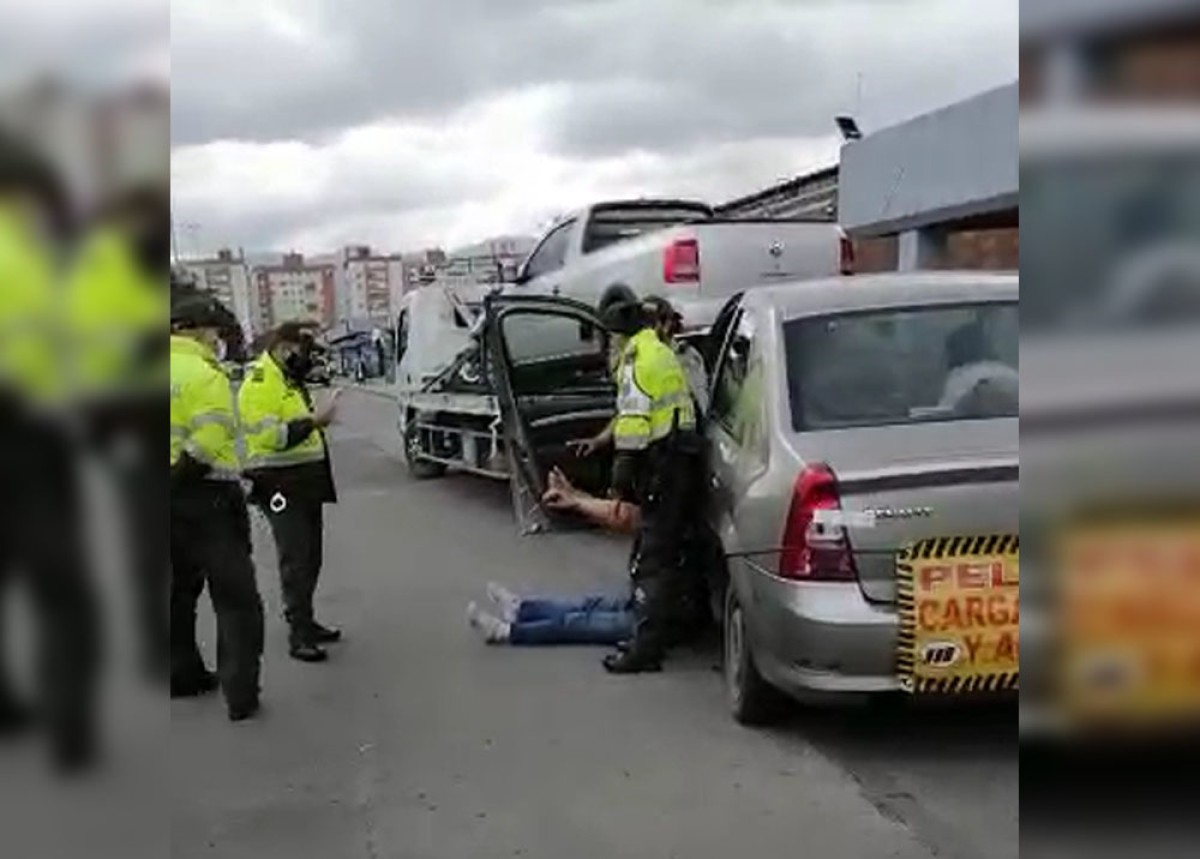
[896,535,1020,694]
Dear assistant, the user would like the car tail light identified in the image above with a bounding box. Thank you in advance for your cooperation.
[839,232,855,275]
[778,463,858,581]
[663,238,700,284]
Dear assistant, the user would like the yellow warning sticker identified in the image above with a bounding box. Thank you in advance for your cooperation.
[1059,517,1200,727]
[896,535,1020,694]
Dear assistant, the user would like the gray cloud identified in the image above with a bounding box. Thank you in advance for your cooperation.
[0,1,165,86]
[172,0,1017,155]
[168,0,1017,253]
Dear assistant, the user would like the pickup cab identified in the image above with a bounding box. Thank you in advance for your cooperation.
[508,199,851,309]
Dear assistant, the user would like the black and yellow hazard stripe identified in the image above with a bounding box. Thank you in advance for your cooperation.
[896,556,917,677]
[895,533,1019,694]
[913,673,1020,694]
[899,533,1020,562]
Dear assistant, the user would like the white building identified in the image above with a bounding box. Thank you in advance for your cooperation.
[407,235,536,292]
[339,245,406,325]
[252,252,337,330]
[179,248,256,334]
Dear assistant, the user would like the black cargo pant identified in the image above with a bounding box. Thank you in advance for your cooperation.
[170,482,264,707]
[624,432,706,661]
[0,409,100,766]
[93,402,168,682]
[264,499,325,644]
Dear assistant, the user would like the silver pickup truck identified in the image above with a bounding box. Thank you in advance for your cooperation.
[507,198,850,310]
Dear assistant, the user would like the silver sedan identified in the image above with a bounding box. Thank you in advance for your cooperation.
[702,272,1019,723]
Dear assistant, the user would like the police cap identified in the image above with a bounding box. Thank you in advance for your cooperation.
[170,291,236,332]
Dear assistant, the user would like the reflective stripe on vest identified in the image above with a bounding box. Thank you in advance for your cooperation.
[238,351,327,471]
[170,335,242,475]
[613,329,696,452]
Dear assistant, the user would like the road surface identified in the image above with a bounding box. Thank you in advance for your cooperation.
[171,390,1017,859]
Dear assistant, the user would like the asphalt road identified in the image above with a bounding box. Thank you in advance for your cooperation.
[171,390,1017,859]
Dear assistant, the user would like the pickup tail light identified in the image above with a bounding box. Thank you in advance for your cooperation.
[663,238,700,284]
[839,232,855,276]
[778,463,858,582]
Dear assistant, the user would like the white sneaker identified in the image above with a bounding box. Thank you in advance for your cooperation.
[486,582,522,623]
[467,602,511,644]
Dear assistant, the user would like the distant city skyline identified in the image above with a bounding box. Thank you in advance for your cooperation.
[177,233,538,336]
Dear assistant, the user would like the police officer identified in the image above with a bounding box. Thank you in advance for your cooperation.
[600,296,704,674]
[170,293,265,721]
[0,132,100,768]
[640,296,709,418]
[66,186,171,683]
[238,322,340,663]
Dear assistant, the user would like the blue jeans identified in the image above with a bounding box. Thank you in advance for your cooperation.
[508,595,633,646]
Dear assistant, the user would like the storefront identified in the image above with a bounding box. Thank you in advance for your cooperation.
[838,83,1019,273]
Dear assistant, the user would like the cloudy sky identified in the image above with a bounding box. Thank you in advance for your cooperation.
[9,0,1017,254]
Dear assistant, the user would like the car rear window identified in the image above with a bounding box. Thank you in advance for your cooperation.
[581,204,712,254]
[784,302,1018,431]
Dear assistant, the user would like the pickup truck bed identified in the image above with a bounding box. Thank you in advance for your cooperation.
[510,199,848,309]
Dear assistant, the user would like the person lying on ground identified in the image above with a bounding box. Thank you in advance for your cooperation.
[467,582,633,646]
[466,468,639,645]
[466,470,712,648]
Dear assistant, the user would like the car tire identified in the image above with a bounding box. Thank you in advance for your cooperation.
[403,416,446,480]
[724,585,787,726]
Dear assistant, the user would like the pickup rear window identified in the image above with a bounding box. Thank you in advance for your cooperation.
[582,203,712,254]
[784,302,1018,431]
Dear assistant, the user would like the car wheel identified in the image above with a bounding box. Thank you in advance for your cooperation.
[724,585,786,725]
[404,417,446,480]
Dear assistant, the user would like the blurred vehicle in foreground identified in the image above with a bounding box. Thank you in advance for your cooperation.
[1021,106,1200,740]
[699,273,1019,723]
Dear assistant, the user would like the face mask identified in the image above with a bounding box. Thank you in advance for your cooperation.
[214,338,228,362]
[283,350,313,380]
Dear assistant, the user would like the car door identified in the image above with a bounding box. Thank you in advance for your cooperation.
[482,294,614,534]
[706,307,770,607]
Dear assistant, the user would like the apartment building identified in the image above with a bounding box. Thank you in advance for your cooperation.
[179,248,256,333]
[253,252,337,330]
[340,245,406,325]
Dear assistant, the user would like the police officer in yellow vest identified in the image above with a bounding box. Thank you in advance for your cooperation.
[0,135,101,768]
[239,322,340,663]
[66,187,171,683]
[170,292,264,721]
[599,296,704,674]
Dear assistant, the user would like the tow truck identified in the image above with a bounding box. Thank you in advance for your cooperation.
[394,280,623,533]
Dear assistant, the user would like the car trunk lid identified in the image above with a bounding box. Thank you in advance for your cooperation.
[788,424,1019,604]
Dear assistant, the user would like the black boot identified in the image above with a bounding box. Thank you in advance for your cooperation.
[227,696,261,722]
[602,645,663,674]
[0,699,35,738]
[289,640,328,663]
[171,669,219,699]
[308,621,342,644]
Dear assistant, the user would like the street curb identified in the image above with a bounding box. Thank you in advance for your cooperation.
[343,384,398,401]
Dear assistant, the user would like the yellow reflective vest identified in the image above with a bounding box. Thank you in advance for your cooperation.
[0,204,61,407]
[169,335,241,480]
[238,352,328,472]
[613,328,696,452]
[65,227,167,400]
